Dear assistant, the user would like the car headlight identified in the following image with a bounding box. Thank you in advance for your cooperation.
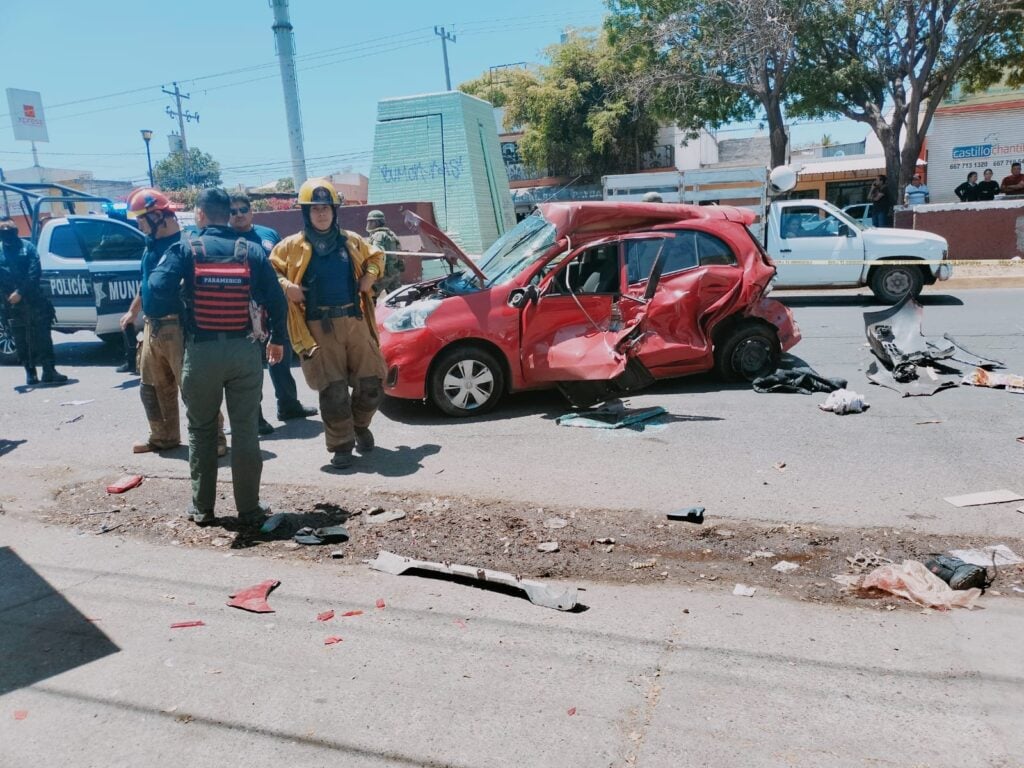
[382,299,442,333]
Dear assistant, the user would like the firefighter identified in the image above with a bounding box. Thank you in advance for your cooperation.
[365,209,403,294]
[121,188,228,456]
[147,188,288,526]
[0,217,67,386]
[270,178,387,470]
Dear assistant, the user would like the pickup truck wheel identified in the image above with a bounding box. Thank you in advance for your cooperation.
[428,345,505,417]
[0,317,17,365]
[715,323,780,382]
[870,264,924,304]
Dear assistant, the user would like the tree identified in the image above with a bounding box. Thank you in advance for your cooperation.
[608,0,818,167]
[458,67,538,109]
[792,0,1024,203]
[273,177,294,193]
[492,30,661,178]
[820,134,834,147]
[153,148,222,190]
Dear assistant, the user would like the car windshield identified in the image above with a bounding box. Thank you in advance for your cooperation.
[475,213,557,287]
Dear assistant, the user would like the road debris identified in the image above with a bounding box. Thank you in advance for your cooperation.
[943,489,1024,508]
[749,550,775,560]
[846,550,893,572]
[923,554,992,591]
[365,509,406,525]
[61,414,84,424]
[375,598,386,609]
[595,537,615,545]
[818,389,868,415]
[733,584,757,597]
[864,296,1005,397]
[916,419,943,425]
[170,621,205,629]
[666,506,704,524]
[537,541,560,553]
[13,711,28,721]
[556,402,666,429]
[341,610,364,617]
[962,368,1024,394]
[106,475,143,494]
[96,522,123,535]
[772,560,800,573]
[567,707,577,716]
[227,580,280,613]
[317,610,335,622]
[753,367,846,394]
[544,517,569,529]
[60,399,94,406]
[323,636,343,646]
[834,560,981,610]
[367,551,579,611]
[294,526,349,545]
[947,544,1023,567]
[773,462,787,471]
[630,559,657,570]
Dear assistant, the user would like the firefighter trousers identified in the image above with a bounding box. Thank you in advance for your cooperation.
[299,315,386,453]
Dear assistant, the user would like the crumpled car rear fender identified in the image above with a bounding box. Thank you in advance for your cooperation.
[746,297,802,351]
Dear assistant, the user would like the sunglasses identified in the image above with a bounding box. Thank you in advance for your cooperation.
[230,206,250,215]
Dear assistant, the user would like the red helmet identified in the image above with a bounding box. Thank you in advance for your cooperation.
[126,187,172,219]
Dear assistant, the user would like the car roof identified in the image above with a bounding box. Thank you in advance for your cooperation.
[538,201,756,238]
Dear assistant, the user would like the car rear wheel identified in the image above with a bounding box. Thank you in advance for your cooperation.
[714,322,780,382]
[870,264,924,304]
[0,317,17,365]
[428,345,505,417]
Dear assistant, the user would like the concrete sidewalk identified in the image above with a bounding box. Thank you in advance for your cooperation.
[1,514,1021,768]
[934,259,1024,290]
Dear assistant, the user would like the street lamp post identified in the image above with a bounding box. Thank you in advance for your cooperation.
[140,129,154,187]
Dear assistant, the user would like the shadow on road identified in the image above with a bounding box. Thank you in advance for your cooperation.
[320,443,441,478]
[0,547,120,696]
[0,439,27,457]
[778,293,964,308]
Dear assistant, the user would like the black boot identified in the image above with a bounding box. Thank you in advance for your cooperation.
[41,365,68,384]
[24,366,38,386]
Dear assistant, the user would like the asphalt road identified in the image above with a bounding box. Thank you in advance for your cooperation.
[2,286,1022,538]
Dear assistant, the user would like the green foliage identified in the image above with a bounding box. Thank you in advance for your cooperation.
[153,148,222,191]
[496,30,661,177]
[273,177,295,193]
[607,0,816,167]
[458,68,537,110]
[790,0,1024,197]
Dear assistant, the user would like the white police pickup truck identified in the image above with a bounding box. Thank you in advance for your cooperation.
[0,214,145,363]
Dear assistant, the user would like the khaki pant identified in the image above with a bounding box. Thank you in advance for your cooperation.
[300,316,386,453]
[138,317,226,451]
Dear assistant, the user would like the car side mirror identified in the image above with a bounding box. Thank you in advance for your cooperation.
[507,284,538,308]
[838,223,854,238]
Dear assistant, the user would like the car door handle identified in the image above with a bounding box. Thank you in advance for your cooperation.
[779,248,792,253]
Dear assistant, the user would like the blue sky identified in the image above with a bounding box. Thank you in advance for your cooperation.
[0,0,865,188]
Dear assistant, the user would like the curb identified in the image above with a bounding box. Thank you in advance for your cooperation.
[934,276,1024,290]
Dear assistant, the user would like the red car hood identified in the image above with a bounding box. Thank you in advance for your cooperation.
[402,210,487,284]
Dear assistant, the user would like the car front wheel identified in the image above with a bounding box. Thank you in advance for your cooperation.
[870,264,924,304]
[714,322,780,382]
[428,345,505,417]
[0,317,17,365]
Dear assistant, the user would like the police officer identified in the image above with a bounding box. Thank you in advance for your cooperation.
[121,189,228,457]
[229,192,317,434]
[365,209,403,294]
[270,178,387,470]
[148,188,288,525]
[0,217,68,386]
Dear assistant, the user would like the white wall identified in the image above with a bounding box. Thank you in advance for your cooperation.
[927,108,1024,203]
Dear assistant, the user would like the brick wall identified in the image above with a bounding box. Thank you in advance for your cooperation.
[893,201,1024,260]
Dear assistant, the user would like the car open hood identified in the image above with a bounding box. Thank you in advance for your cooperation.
[402,210,487,284]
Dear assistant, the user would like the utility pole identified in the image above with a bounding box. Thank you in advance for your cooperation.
[162,82,199,184]
[271,0,308,187]
[434,26,456,91]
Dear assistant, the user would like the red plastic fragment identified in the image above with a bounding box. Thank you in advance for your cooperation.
[227,579,280,613]
[106,475,143,494]
[170,620,205,629]
[324,636,344,645]
[375,598,386,609]
[454,619,467,629]
[317,610,335,622]
[341,610,363,617]
[13,710,28,721]
[567,707,577,716]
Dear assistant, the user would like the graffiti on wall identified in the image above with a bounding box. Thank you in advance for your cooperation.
[379,156,465,184]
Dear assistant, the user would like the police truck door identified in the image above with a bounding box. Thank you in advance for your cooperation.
[74,218,146,337]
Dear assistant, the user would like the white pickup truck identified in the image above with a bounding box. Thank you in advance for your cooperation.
[0,213,145,363]
[678,166,952,303]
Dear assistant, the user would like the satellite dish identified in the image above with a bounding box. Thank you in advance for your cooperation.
[769,165,798,194]
[834,150,846,157]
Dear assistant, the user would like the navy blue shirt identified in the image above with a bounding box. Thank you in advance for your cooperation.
[140,232,184,319]
[148,225,288,346]
[235,224,281,256]
[305,238,357,311]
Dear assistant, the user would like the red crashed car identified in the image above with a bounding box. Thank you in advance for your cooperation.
[377,202,801,416]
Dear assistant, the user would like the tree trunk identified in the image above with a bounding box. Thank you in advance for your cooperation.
[765,96,788,168]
